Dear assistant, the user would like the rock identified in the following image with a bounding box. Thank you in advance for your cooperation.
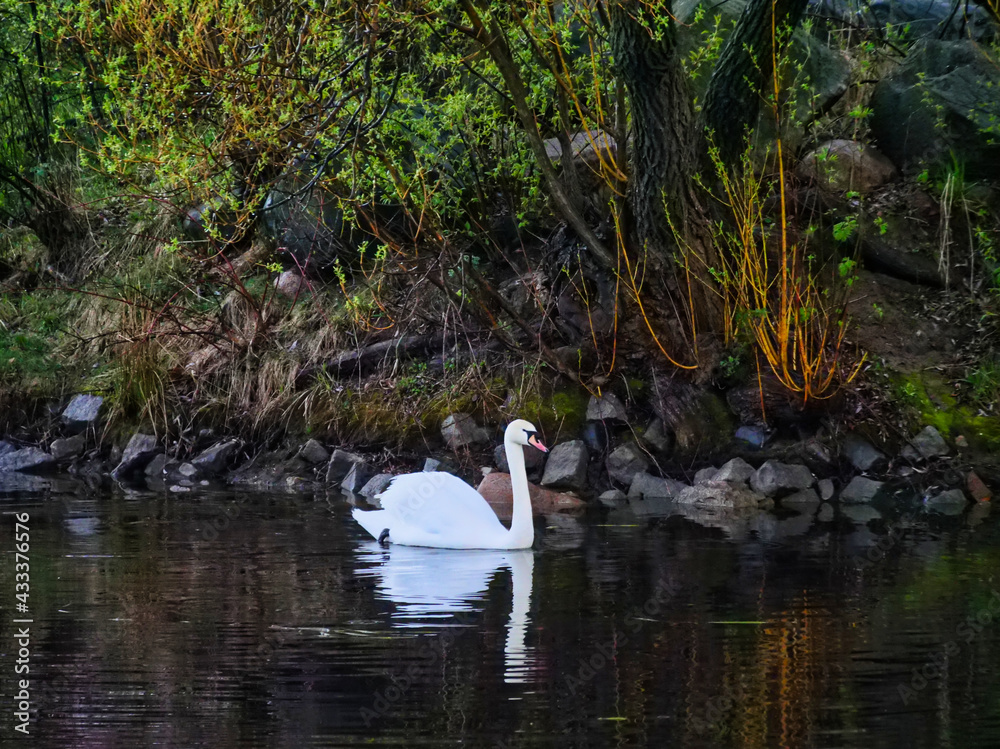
[597,489,627,508]
[441,413,491,449]
[801,438,836,469]
[628,472,687,500]
[341,462,373,494]
[694,466,718,485]
[423,458,442,472]
[274,269,306,298]
[870,40,1000,179]
[652,381,735,461]
[713,457,755,484]
[477,472,585,520]
[191,439,241,475]
[750,460,814,496]
[167,462,201,482]
[796,140,897,194]
[817,478,835,501]
[735,425,771,448]
[111,433,160,480]
[50,434,85,461]
[641,417,673,454]
[228,452,314,491]
[0,447,55,474]
[586,392,627,421]
[814,0,999,41]
[0,441,14,457]
[840,476,885,503]
[326,449,366,484]
[494,442,547,475]
[817,503,835,522]
[605,442,650,486]
[676,481,768,509]
[908,425,949,460]
[967,471,992,502]
[925,488,968,512]
[540,440,589,491]
[842,505,883,524]
[781,488,822,509]
[581,420,612,453]
[298,439,329,465]
[144,453,168,477]
[61,394,104,433]
[968,501,991,526]
[841,433,886,472]
[360,473,394,499]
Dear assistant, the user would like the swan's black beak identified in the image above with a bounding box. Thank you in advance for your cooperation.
[527,433,548,453]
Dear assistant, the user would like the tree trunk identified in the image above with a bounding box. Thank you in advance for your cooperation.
[609,1,720,349]
[701,0,810,169]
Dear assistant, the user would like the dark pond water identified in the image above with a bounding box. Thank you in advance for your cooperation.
[1,477,999,748]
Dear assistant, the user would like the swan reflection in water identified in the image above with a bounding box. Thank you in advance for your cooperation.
[355,544,536,684]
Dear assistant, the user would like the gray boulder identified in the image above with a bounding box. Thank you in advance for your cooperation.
[597,489,627,508]
[327,448,366,484]
[540,440,589,491]
[606,442,650,486]
[112,433,160,480]
[494,442,547,475]
[676,481,767,509]
[0,447,55,474]
[694,466,718,485]
[628,472,687,500]
[0,441,14,457]
[713,457,755,484]
[441,413,491,449]
[50,434,85,461]
[840,476,885,504]
[191,439,241,475]
[61,394,104,433]
[781,488,822,510]
[908,425,949,460]
[925,488,968,513]
[298,439,330,465]
[144,453,168,477]
[641,417,673,454]
[341,462,373,493]
[797,140,897,195]
[817,478,835,501]
[842,433,886,472]
[870,40,1000,179]
[750,460,814,496]
[586,392,627,421]
[360,473,394,499]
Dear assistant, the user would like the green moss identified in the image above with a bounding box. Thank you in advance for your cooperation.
[519,385,590,435]
[892,371,1000,454]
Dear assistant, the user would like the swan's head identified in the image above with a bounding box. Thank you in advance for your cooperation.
[505,419,548,453]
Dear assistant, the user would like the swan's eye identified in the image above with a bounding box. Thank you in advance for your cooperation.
[523,430,536,440]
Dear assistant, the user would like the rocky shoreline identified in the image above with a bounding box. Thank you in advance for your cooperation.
[1,392,993,537]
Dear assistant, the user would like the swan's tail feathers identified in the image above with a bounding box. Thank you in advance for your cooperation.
[352,508,390,541]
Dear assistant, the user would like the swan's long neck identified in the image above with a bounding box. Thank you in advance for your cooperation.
[505,437,534,548]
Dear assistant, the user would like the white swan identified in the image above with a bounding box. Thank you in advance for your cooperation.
[351,419,548,549]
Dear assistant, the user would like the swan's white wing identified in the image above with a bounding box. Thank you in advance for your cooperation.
[374,471,509,547]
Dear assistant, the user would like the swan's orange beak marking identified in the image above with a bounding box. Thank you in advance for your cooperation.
[528,434,548,453]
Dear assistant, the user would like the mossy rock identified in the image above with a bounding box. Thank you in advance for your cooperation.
[519,384,591,437]
[893,371,1000,455]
